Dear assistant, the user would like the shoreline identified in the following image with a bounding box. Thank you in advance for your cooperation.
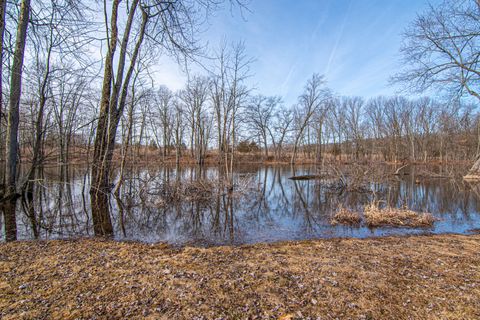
[0,155,476,167]
[4,229,480,248]
[1,234,479,319]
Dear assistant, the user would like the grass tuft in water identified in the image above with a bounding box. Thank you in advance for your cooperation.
[364,202,438,228]
[330,202,438,228]
[330,205,361,226]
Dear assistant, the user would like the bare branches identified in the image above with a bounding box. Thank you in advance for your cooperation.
[393,0,480,101]
[291,73,331,164]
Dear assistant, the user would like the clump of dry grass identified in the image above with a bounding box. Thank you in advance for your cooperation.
[140,180,215,206]
[364,202,438,228]
[330,205,361,225]
[139,175,256,208]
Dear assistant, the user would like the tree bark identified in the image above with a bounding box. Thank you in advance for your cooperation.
[91,0,145,236]
[0,0,7,165]
[3,0,31,241]
[90,0,120,237]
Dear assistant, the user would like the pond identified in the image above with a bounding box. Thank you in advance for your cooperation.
[1,164,480,245]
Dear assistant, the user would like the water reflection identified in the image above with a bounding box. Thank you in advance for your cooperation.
[1,164,480,245]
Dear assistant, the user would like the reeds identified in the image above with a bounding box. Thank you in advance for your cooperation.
[137,175,256,208]
[364,202,437,228]
[331,201,438,228]
[330,205,361,226]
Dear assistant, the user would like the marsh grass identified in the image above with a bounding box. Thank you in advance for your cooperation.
[138,175,257,208]
[364,202,438,228]
[330,201,438,228]
[330,205,361,226]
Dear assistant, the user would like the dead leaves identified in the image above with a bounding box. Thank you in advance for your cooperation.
[0,235,479,319]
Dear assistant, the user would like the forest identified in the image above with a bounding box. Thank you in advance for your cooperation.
[1,0,480,319]
[0,0,479,241]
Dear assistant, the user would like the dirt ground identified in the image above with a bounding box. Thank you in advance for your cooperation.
[1,234,479,319]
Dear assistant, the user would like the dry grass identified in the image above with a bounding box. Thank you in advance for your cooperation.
[330,202,438,228]
[364,202,438,228]
[1,235,479,319]
[330,205,361,225]
[138,176,256,208]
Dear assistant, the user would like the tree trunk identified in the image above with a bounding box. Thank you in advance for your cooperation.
[316,122,322,163]
[0,0,7,168]
[175,111,181,167]
[291,136,300,165]
[464,156,480,181]
[102,6,147,186]
[263,131,268,158]
[3,0,31,241]
[113,86,135,196]
[90,0,120,237]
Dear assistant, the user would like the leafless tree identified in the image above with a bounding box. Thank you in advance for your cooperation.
[245,95,280,158]
[270,105,293,161]
[291,73,330,164]
[393,0,480,178]
[3,0,31,241]
[90,0,246,235]
[345,96,366,160]
[180,75,210,164]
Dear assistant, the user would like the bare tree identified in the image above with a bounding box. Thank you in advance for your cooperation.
[312,97,332,163]
[3,0,31,241]
[210,42,231,163]
[245,95,280,158]
[173,97,184,167]
[22,0,88,190]
[180,75,210,164]
[270,105,293,160]
[90,0,228,235]
[343,96,365,160]
[210,41,251,186]
[393,0,480,178]
[291,73,330,164]
[156,85,174,161]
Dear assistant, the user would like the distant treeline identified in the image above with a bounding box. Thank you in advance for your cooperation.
[9,84,479,165]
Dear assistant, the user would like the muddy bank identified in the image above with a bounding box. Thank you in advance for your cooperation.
[1,234,479,319]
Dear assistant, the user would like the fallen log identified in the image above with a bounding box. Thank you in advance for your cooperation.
[289,175,322,180]
[393,164,409,176]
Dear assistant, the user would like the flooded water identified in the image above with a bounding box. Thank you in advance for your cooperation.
[1,164,480,245]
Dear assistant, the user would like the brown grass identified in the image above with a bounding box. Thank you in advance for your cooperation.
[330,205,361,225]
[364,202,438,228]
[1,235,479,319]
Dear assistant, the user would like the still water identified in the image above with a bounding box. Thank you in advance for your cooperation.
[1,164,480,245]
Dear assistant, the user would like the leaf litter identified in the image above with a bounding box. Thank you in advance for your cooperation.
[1,235,479,319]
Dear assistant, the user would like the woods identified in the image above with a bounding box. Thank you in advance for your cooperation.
[0,0,480,240]
[1,1,480,319]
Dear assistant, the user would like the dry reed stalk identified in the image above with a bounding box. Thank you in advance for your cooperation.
[330,205,362,226]
[364,202,437,228]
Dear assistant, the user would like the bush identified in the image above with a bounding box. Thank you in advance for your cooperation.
[236,140,260,153]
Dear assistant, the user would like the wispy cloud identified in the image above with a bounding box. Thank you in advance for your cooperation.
[325,0,352,77]
[150,0,441,104]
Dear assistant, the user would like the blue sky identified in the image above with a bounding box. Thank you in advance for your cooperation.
[153,0,441,106]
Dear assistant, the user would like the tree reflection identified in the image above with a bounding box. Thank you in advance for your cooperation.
[3,164,480,244]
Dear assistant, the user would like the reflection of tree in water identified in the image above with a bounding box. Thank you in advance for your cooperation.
[17,165,90,239]
[107,165,245,244]
[5,165,480,244]
[292,179,317,232]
